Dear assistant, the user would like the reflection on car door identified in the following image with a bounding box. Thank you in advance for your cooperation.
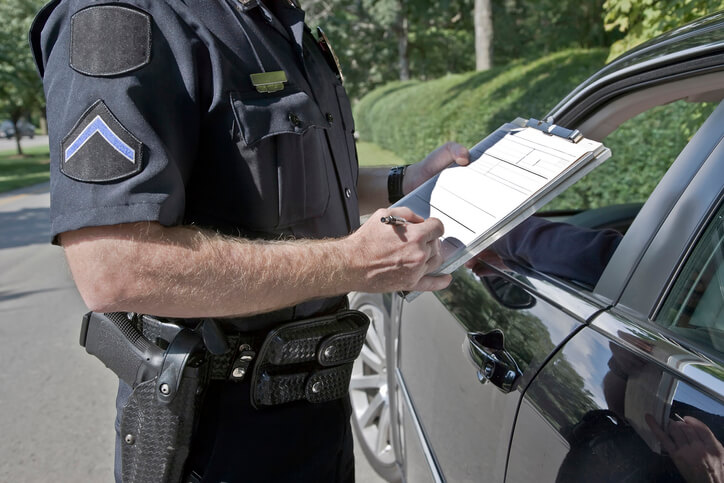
[397,267,605,481]
[507,314,724,482]
[507,125,724,482]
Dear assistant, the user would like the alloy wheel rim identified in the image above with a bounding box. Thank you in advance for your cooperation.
[350,302,395,465]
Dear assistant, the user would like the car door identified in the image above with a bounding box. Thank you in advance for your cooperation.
[506,101,724,482]
[395,260,603,482]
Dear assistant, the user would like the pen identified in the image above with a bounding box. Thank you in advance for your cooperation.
[380,215,408,225]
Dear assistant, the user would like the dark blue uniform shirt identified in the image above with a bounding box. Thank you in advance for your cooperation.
[31,0,360,325]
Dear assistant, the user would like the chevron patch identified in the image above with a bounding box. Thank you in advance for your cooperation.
[61,100,143,182]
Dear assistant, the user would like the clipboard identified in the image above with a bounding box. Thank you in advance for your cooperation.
[392,117,612,301]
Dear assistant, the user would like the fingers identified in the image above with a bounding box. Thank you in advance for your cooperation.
[424,240,444,271]
[670,420,695,449]
[361,208,450,293]
[387,206,424,224]
[646,414,677,454]
[379,208,444,241]
[679,421,700,446]
[683,416,722,451]
[445,142,470,166]
[420,217,444,241]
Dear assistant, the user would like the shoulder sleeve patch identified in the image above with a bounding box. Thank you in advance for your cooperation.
[61,100,144,182]
[70,5,152,77]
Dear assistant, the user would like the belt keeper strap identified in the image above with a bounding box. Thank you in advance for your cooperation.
[265,311,368,366]
[305,364,353,403]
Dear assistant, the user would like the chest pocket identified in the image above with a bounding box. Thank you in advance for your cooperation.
[230,88,332,230]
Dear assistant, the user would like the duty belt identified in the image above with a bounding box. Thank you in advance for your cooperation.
[141,309,369,409]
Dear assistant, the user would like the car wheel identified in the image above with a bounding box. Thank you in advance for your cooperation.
[349,293,402,482]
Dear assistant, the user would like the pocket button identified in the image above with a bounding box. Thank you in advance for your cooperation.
[326,113,334,123]
[289,112,301,127]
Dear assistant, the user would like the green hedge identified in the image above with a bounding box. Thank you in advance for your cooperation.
[354,49,716,210]
[558,101,715,210]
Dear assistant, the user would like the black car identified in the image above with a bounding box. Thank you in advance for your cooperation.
[349,12,724,482]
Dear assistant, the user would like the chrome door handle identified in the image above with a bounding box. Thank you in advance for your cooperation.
[464,329,521,393]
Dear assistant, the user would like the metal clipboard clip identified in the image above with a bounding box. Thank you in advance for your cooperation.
[524,118,583,143]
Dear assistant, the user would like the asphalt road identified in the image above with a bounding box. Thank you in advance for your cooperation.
[0,182,382,482]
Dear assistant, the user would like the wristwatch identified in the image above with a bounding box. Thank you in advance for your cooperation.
[387,165,407,203]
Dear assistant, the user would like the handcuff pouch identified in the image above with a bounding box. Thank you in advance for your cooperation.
[250,309,369,408]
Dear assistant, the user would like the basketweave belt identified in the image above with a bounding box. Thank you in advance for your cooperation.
[141,309,369,409]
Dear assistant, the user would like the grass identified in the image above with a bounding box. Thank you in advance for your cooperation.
[356,141,405,167]
[0,145,50,194]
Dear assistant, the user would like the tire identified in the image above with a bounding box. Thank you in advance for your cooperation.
[349,292,402,482]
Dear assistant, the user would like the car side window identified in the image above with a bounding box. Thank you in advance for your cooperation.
[548,100,717,212]
[656,201,724,357]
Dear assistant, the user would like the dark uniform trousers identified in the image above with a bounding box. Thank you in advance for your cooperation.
[31,0,362,480]
[115,375,355,482]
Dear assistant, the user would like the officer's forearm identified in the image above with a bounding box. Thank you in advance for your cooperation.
[356,142,469,214]
[357,167,391,214]
[60,222,359,318]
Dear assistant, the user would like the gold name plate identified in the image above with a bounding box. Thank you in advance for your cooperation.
[250,71,287,93]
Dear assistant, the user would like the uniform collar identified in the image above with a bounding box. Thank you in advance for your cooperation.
[235,0,306,56]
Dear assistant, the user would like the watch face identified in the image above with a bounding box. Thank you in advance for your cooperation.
[316,26,344,84]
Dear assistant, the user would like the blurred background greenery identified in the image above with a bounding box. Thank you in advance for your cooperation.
[1,0,723,199]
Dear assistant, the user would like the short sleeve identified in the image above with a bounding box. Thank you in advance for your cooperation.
[33,0,205,241]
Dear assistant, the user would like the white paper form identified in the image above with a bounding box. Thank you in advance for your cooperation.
[393,118,612,284]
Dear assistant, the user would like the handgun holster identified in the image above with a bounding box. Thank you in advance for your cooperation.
[120,329,206,483]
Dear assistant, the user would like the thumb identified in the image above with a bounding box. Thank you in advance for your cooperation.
[447,142,470,166]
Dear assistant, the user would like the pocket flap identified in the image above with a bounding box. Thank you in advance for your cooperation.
[230,88,330,146]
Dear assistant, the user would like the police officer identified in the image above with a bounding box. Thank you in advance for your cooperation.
[30,0,469,481]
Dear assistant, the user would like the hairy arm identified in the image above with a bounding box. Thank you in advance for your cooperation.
[61,207,449,318]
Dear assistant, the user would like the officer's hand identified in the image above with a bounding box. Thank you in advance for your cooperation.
[403,142,469,194]
[345,207,452,293]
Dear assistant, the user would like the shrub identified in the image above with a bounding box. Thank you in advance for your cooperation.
[354,48,716,210]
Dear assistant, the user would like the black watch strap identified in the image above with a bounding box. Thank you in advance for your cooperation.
[387,165,407,204]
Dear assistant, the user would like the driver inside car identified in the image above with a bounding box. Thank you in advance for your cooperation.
[465,215,623,288]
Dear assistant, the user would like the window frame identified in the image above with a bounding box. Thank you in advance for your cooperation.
[654,200,724,359]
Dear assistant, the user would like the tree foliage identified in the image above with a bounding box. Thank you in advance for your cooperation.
[492,0,616,65]
[303,0,613,99]
[0,0,45,155]
[305,0,476,98]
[603,0,724,60]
